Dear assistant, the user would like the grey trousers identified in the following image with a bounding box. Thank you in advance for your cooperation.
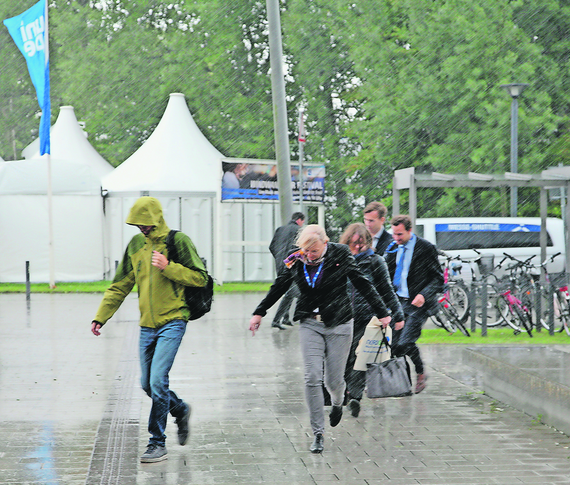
[299,318,353,436]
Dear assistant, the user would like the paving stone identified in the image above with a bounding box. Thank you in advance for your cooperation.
[2,293,570,484]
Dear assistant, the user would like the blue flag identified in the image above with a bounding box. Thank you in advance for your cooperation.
[4,0,50,155]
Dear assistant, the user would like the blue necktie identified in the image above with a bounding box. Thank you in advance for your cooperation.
[393,246,406,290]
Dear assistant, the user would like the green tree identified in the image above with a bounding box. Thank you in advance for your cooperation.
[333,0,563,217]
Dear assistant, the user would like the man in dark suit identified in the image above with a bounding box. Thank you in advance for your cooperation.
[269,212,305,329]
[384,214,444,393]
[363,201,393,255]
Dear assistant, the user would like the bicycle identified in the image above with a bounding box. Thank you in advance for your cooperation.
[433,251,470,336]
[495,253,536,337]
[466,249,506,328]
[535,253,570,336]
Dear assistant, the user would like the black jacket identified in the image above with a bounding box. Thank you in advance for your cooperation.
[350,250,404,329]
[254,243,390,327]
[269,220,301,273]
[384,235,444,316]
[374,229,394,255]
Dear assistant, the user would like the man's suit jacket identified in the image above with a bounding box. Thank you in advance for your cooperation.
[374,230,393,255]
[254,243,390,327]
[384,236,444,316]
[269,221,301,273]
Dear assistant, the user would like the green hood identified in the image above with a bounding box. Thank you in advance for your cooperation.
[125,197,169,239]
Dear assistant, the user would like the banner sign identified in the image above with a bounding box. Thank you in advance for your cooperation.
[221,160,325,202]
[4,0,51,155]
[436,223,540,233]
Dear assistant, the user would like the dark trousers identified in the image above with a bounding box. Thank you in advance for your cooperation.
[344,318,368,401]
[272,282,300,324]
[391,299,428,375]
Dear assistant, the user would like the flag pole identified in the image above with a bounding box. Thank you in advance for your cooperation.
[44,0,55,288]
[3,0,54,286]
[298,108,306,215]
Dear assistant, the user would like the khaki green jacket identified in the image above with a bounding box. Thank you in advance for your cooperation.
[93,197,207,328]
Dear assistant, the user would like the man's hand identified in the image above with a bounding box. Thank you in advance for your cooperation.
[91,321,102,336]
[379,315,391,328]
[152,251,169,271]
[394,320,405,331]
[249,315,262,336]
[411,294,425,307]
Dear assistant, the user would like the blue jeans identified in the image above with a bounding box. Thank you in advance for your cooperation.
[140,319,188,446]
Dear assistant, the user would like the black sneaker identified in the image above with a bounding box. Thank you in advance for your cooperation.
[140,444,167,463]
[329,405,343,427]
[176,404,191,446]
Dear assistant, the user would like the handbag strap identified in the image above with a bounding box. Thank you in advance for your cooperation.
[373,324,392,361]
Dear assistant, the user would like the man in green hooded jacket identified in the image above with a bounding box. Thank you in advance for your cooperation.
[91,197,207,463]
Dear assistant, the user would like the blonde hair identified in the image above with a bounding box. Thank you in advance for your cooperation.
[296,224,329,250]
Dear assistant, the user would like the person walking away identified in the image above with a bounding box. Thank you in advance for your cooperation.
[90,197,208,463]
[249,225,392,453]
[339,223,404,417]
[363,201,393,255]
[384,215,443,394]
[269,212,305,329]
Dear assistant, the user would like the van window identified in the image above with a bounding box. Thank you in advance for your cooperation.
[435,223,553,250]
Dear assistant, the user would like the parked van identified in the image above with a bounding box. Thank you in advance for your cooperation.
[414,217,566,277]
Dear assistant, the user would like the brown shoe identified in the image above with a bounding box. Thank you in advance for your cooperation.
[415,374,428,394]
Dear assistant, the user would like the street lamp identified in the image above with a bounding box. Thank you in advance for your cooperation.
[501,82,529,217]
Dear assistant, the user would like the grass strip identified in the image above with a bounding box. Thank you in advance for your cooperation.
[0,281,272,293]
[419,327,570,344]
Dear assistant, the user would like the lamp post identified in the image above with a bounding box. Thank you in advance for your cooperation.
[501,83,529,217]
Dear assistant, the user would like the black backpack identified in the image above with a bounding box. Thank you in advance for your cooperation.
[165,230,214,321]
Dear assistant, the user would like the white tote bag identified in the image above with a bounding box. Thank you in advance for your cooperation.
[353,317,392,371]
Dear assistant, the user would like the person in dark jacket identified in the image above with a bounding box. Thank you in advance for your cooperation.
[384,215,444,394]
[363,201,393,255]
[249,225,392,454]
[269,212,305,329]
[339,223,405,418]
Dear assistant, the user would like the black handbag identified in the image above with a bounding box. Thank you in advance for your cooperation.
[365,327,413,398]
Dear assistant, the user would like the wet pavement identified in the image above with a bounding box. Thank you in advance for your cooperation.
[1,292,570,484]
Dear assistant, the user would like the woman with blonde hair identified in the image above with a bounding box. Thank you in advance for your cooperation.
[339,223,404,418]
[249,224,392,453]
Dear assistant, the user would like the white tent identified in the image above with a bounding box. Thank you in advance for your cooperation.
[102,93,278,282]
[22,105,114,178]
[0,106,113,283]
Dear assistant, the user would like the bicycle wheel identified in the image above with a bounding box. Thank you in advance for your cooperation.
[539,290,562,332]
[439,299,470,336]
[513,304,533,337]
[433,302,457,334]
[474,284,506,327]
[496,296,523,333]
[556,291,570,336]
[446,301,470,337]
[447,281,469,322]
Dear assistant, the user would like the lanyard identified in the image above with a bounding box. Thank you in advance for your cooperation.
[304,261,324,288]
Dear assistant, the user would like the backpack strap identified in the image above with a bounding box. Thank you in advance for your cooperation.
[165,230,179,263]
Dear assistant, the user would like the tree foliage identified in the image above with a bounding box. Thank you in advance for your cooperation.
[1,0,570,224]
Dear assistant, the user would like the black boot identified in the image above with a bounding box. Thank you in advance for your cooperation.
[310,433,324,453]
